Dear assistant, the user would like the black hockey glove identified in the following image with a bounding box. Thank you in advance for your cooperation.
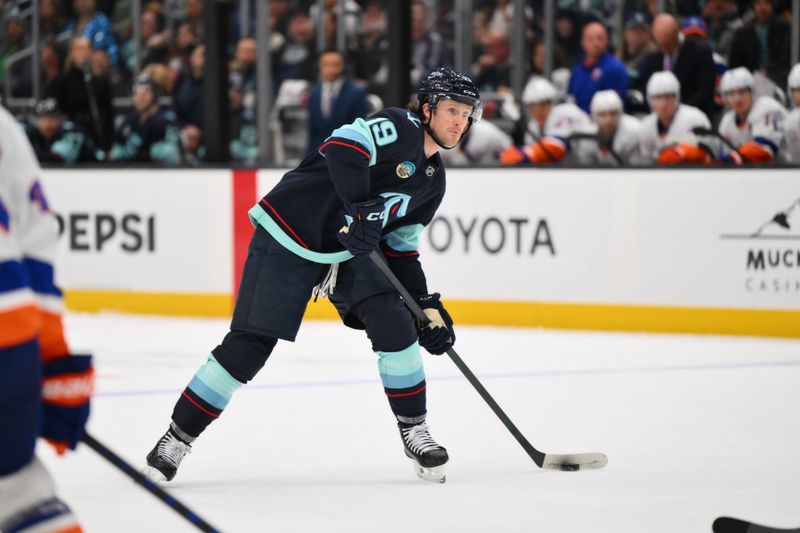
[416,293,455,355]
[338,198,386,257]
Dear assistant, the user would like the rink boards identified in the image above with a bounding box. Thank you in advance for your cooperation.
[41,167,800,338]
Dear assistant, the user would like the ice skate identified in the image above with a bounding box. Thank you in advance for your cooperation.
[398,422,448,483]
[142,428,192,483]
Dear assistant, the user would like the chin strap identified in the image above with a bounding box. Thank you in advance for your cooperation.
[421,107,473,150]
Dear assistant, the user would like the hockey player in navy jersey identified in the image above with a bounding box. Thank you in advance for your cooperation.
[144,68,482,484]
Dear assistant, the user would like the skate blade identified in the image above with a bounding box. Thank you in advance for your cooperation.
[140,465,167,484]
[409,459,446,483]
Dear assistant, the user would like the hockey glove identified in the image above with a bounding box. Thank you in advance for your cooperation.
[338,198,387,257]
[42,354,94,455]
[416,293,455,355]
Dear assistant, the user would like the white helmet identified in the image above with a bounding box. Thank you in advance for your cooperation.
[647,71,680,100]
[590,90,623,115]
[788,63,800,90]
[522,77,559,104]
[719,67,754,94]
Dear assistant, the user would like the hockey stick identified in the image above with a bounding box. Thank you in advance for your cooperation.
[82,433,222,533]
[691,126,746,160]
[368,251,608,471]
[713,516,800,533]
[567,132,624,167]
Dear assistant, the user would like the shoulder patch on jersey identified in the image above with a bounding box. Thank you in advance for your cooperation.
[396,161,416,179]
[406,111,421,129]
[425,164,436,177]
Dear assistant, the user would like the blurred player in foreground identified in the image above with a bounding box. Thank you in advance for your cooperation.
[0,104,93,532]
[144,68,482,484]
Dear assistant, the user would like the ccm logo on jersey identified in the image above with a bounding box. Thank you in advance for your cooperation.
[366,211,386,221]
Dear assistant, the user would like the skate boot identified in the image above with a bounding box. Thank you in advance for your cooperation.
[398,422,448,483]
[142,428,192,483]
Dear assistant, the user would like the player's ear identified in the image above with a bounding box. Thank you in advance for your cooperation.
[422,103,431,122]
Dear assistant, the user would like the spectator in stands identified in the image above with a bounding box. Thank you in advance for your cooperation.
[179,123,204,166]
[168,22,198,84]
[91,46,127,98]
[229,71,257,165]
[1,7,31,97]
[307,49,370,153]
[568,22,628,115]
[637,14,716,117]
[620,13,655,72]
[40,41,65,96]
[183,0,204,41]
[487,0,512,35]
[638,71,713,164]
[410,0,448,86]
[231,37,257,99]
[275,13,317,87]
[528,38,547,79]
[474,32,511,91]
[40,0,67,41]
[554,9,582,70]
[64,0,119,66]
[142,62,172,95]
[729,0,791,88]
[310,0,362,38]
[47,36,113,150]
[173,44,204,128]
[111,73,181,166]
[122,6,169,73]
[352,1,389,98]
[702,0,743,58]
[23,98,104,164]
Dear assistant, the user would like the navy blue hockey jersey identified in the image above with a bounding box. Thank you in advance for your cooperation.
[248,107,444,296]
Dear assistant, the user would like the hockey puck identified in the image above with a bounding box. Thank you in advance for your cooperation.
[560,463,580,471]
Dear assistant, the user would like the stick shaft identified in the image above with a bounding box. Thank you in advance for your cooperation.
[368,251,546,466]
[82,433,222,533]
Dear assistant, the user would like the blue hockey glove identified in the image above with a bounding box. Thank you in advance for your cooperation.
[417,293,455,355]
[41,354,93,455]
[338,198,386,257]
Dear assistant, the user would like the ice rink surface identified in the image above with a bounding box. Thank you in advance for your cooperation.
[39,312,800,533]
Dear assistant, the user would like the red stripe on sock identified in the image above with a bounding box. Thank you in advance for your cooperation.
[181,391,220,418]
[385,385,427,398]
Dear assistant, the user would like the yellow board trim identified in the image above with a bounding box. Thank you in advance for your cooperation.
[64,290,800,339]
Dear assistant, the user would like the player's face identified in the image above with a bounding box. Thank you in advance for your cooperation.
[793,88,800,108]
[649,94,678,121]
[429,100,473,147]
[594,110,620,137]
[528,101,553,127]
[724,88,752,116]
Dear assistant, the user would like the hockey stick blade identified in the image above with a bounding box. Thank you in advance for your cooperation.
[541,453,609,471]
[713,517,800,533]
[368,251,608,471]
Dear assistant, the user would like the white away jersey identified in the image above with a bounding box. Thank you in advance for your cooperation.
[782,108,800,162]
[573,114,642,166]
[718,96,787,160]
[440,119,512,165]
[638,104,712,163]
